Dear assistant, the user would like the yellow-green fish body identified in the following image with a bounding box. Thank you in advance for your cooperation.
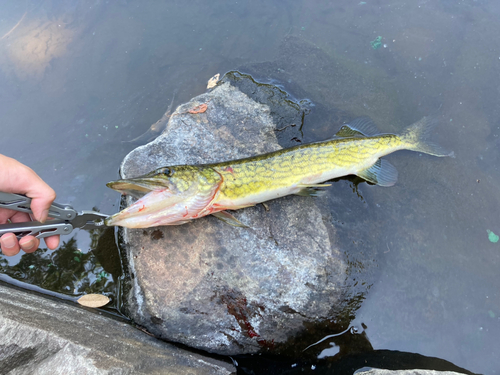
[105,117,452,228]
[213,135,396,207]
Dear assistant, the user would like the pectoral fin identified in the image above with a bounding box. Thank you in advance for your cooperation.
[358,159,398,187]
[164,220,191,225]
[212,211,249,228]
[295,183,331,197]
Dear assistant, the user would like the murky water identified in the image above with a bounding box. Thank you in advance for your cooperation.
[1,1,499,374]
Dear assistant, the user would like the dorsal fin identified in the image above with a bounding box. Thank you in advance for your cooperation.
[335,117,381,138]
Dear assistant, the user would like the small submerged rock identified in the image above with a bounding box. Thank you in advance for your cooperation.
[117,75,347,355]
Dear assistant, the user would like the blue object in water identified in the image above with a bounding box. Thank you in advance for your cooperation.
[370,36,382,50]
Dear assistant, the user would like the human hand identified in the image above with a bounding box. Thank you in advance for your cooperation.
[0,155,60,256]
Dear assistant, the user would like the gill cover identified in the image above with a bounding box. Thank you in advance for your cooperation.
[105,165,222,228]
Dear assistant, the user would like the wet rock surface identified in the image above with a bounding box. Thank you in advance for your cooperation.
[118,76,347,355]
[0,283,235,375]
[358,371,469,375]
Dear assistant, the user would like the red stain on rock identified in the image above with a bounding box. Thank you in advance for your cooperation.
[219,288,269,342]
[257,338,275,349]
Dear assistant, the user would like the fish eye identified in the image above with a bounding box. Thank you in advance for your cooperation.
[159,167,173,176]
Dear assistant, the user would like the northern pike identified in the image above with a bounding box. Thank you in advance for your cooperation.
[105,117,452,228]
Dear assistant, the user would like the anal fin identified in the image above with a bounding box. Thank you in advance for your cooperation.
[295,183,331,197]
[357,159,398,187]
[212,211,249,228]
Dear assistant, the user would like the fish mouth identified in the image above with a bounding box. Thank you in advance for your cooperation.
[106,177,169,199]
[105,175,209,228]
[105,166,223,228]
[104,188,191,228]
[105,176,183,227]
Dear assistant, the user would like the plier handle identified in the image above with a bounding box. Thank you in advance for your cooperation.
[0,192,109,240]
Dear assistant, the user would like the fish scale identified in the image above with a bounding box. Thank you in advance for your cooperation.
[212,134,402,204]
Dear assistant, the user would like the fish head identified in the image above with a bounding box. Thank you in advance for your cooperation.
[105,165,222,228]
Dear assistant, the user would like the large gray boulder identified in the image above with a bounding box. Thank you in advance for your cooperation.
[117,77,347,355]
[0,283,235,374]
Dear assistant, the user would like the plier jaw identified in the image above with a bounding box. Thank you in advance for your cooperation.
[70,211,108,231]
[0,192,109,240]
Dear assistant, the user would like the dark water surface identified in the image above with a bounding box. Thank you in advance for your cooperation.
[1,1,499,374]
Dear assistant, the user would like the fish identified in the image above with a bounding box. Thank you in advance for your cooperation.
[125,91,176,145]
[105,116,453,228]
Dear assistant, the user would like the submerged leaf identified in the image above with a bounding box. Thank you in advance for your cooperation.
[77,294,110,308]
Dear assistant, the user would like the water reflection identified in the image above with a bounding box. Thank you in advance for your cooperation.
[0,226,121,308]
[236,324,478,375]
[0,13,74,81]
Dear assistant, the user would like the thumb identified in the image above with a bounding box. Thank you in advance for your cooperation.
[27,184,57,223]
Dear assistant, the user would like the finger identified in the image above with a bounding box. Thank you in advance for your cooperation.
[44,235,60,250]
[10,212,59,250]
[0,156,56,223]
[0,233,20,256]
[7,210,58,250]
[0,209,31,224]
[19,235,40,253]
[26,183,56,223]
[5,212,36,242]
[6,210,32,224]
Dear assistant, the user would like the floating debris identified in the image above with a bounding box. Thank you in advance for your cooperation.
[207,73,220,89]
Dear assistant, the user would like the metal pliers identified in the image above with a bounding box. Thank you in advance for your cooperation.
[0,192,109,239]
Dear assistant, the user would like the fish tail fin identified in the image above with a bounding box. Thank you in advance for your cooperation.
[399,116,454,157]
